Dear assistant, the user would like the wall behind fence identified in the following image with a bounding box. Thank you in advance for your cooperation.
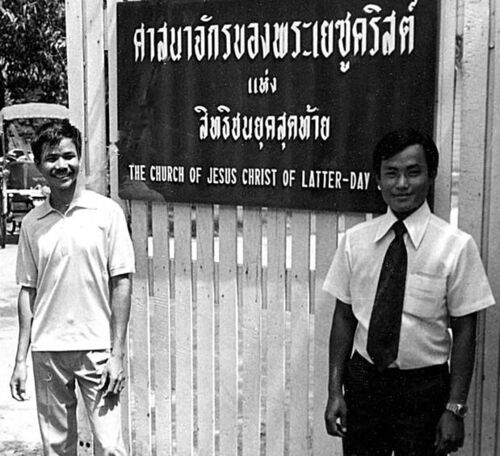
[66,0,500,455]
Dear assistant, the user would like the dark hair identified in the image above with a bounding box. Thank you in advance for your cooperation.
[32,119,82,164]
[373,128,439,178]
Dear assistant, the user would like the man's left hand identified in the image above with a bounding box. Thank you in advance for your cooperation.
[99,352,127,396]
[434,411,464,455]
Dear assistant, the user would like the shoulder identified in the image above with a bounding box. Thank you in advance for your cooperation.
[22,206,41,225]
[427,213,473,248]
[333,217,380,257]
[82,190,125,214]
[347,216,379,234]
[20,203,49,232]
[425,214,482,269]
[344,216,379,242]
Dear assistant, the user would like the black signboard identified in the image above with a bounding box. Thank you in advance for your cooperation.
[117,0,438,212]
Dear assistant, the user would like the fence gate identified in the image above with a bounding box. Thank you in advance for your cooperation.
[66,0,500,454]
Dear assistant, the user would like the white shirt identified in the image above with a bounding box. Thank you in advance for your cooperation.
[16,190,136,351]
[323,202,495,369]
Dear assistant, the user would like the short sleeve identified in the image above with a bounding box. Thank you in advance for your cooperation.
[16,221,38,288]
[322,232,352,304]
[107,203,136,277]
[447,236,495,317]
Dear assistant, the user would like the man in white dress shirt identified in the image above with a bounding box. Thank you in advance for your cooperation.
[324,129,495,456]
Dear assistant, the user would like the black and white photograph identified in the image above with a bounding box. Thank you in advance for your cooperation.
[0,1,499,455]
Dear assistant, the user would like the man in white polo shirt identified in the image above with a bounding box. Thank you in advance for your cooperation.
[9,120,135,455]
[324,129,495,456]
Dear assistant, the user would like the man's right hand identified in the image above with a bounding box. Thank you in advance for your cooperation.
[325,393,348,438]
[10,361,28,401]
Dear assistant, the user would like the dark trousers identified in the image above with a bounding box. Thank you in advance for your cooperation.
[343,352,449,456]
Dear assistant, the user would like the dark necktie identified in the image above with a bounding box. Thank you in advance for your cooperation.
[367,220,408,371]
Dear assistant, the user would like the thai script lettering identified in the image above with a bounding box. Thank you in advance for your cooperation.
[248,69,278,95]
[193,104,331,150]
[133,3,417,73]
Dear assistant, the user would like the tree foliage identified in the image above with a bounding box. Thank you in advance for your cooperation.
[0,0,67,106]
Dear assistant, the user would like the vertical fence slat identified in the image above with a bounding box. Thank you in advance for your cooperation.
[289,211,310,455]
[434,0,457,220]
[105,2,138,452]
[151,202,172,455]
[313,212,340,456]
[241,208,262,456]
[196,205,216,455]
[173,204,194,455]
[458,2,491,454]
[481,164,500,445]
[122,291,131,454]
[218,206,239,456]
[106,0,118,145]
[82,0,107,194]
[65,0,84,129]
[265,209,287,456]
[106,0,128,207]
[458,0,490,241]
[106,0,121,202]
[76,387,93,455]
[480,2,500,452]
[130,201,152,454]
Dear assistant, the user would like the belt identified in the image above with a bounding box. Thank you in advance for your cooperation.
[351,351,449,378]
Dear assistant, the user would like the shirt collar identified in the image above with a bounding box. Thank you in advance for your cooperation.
[36,199,55,220]
[36,190,98,220]
[374,201,431,249]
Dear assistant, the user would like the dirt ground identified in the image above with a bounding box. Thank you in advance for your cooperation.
[0,243,42,455]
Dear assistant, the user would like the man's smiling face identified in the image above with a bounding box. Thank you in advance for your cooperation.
[37,137,81,194]
[376,144,433,218]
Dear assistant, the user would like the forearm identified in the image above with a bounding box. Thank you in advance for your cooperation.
[434,314,477,453]
[109,274,132,356]
[328,299,357,396]
[448,313,477,403]
[14,287,35,364]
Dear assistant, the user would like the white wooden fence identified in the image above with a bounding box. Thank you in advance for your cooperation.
[66,0,500,454]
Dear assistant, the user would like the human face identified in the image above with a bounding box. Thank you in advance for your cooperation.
[376,144,433,218]
[37,137,80,194]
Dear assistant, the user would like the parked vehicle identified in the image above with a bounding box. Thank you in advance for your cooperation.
[0,103,69,247]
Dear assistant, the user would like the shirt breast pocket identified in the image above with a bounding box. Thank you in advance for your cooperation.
[405,274,447,318]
